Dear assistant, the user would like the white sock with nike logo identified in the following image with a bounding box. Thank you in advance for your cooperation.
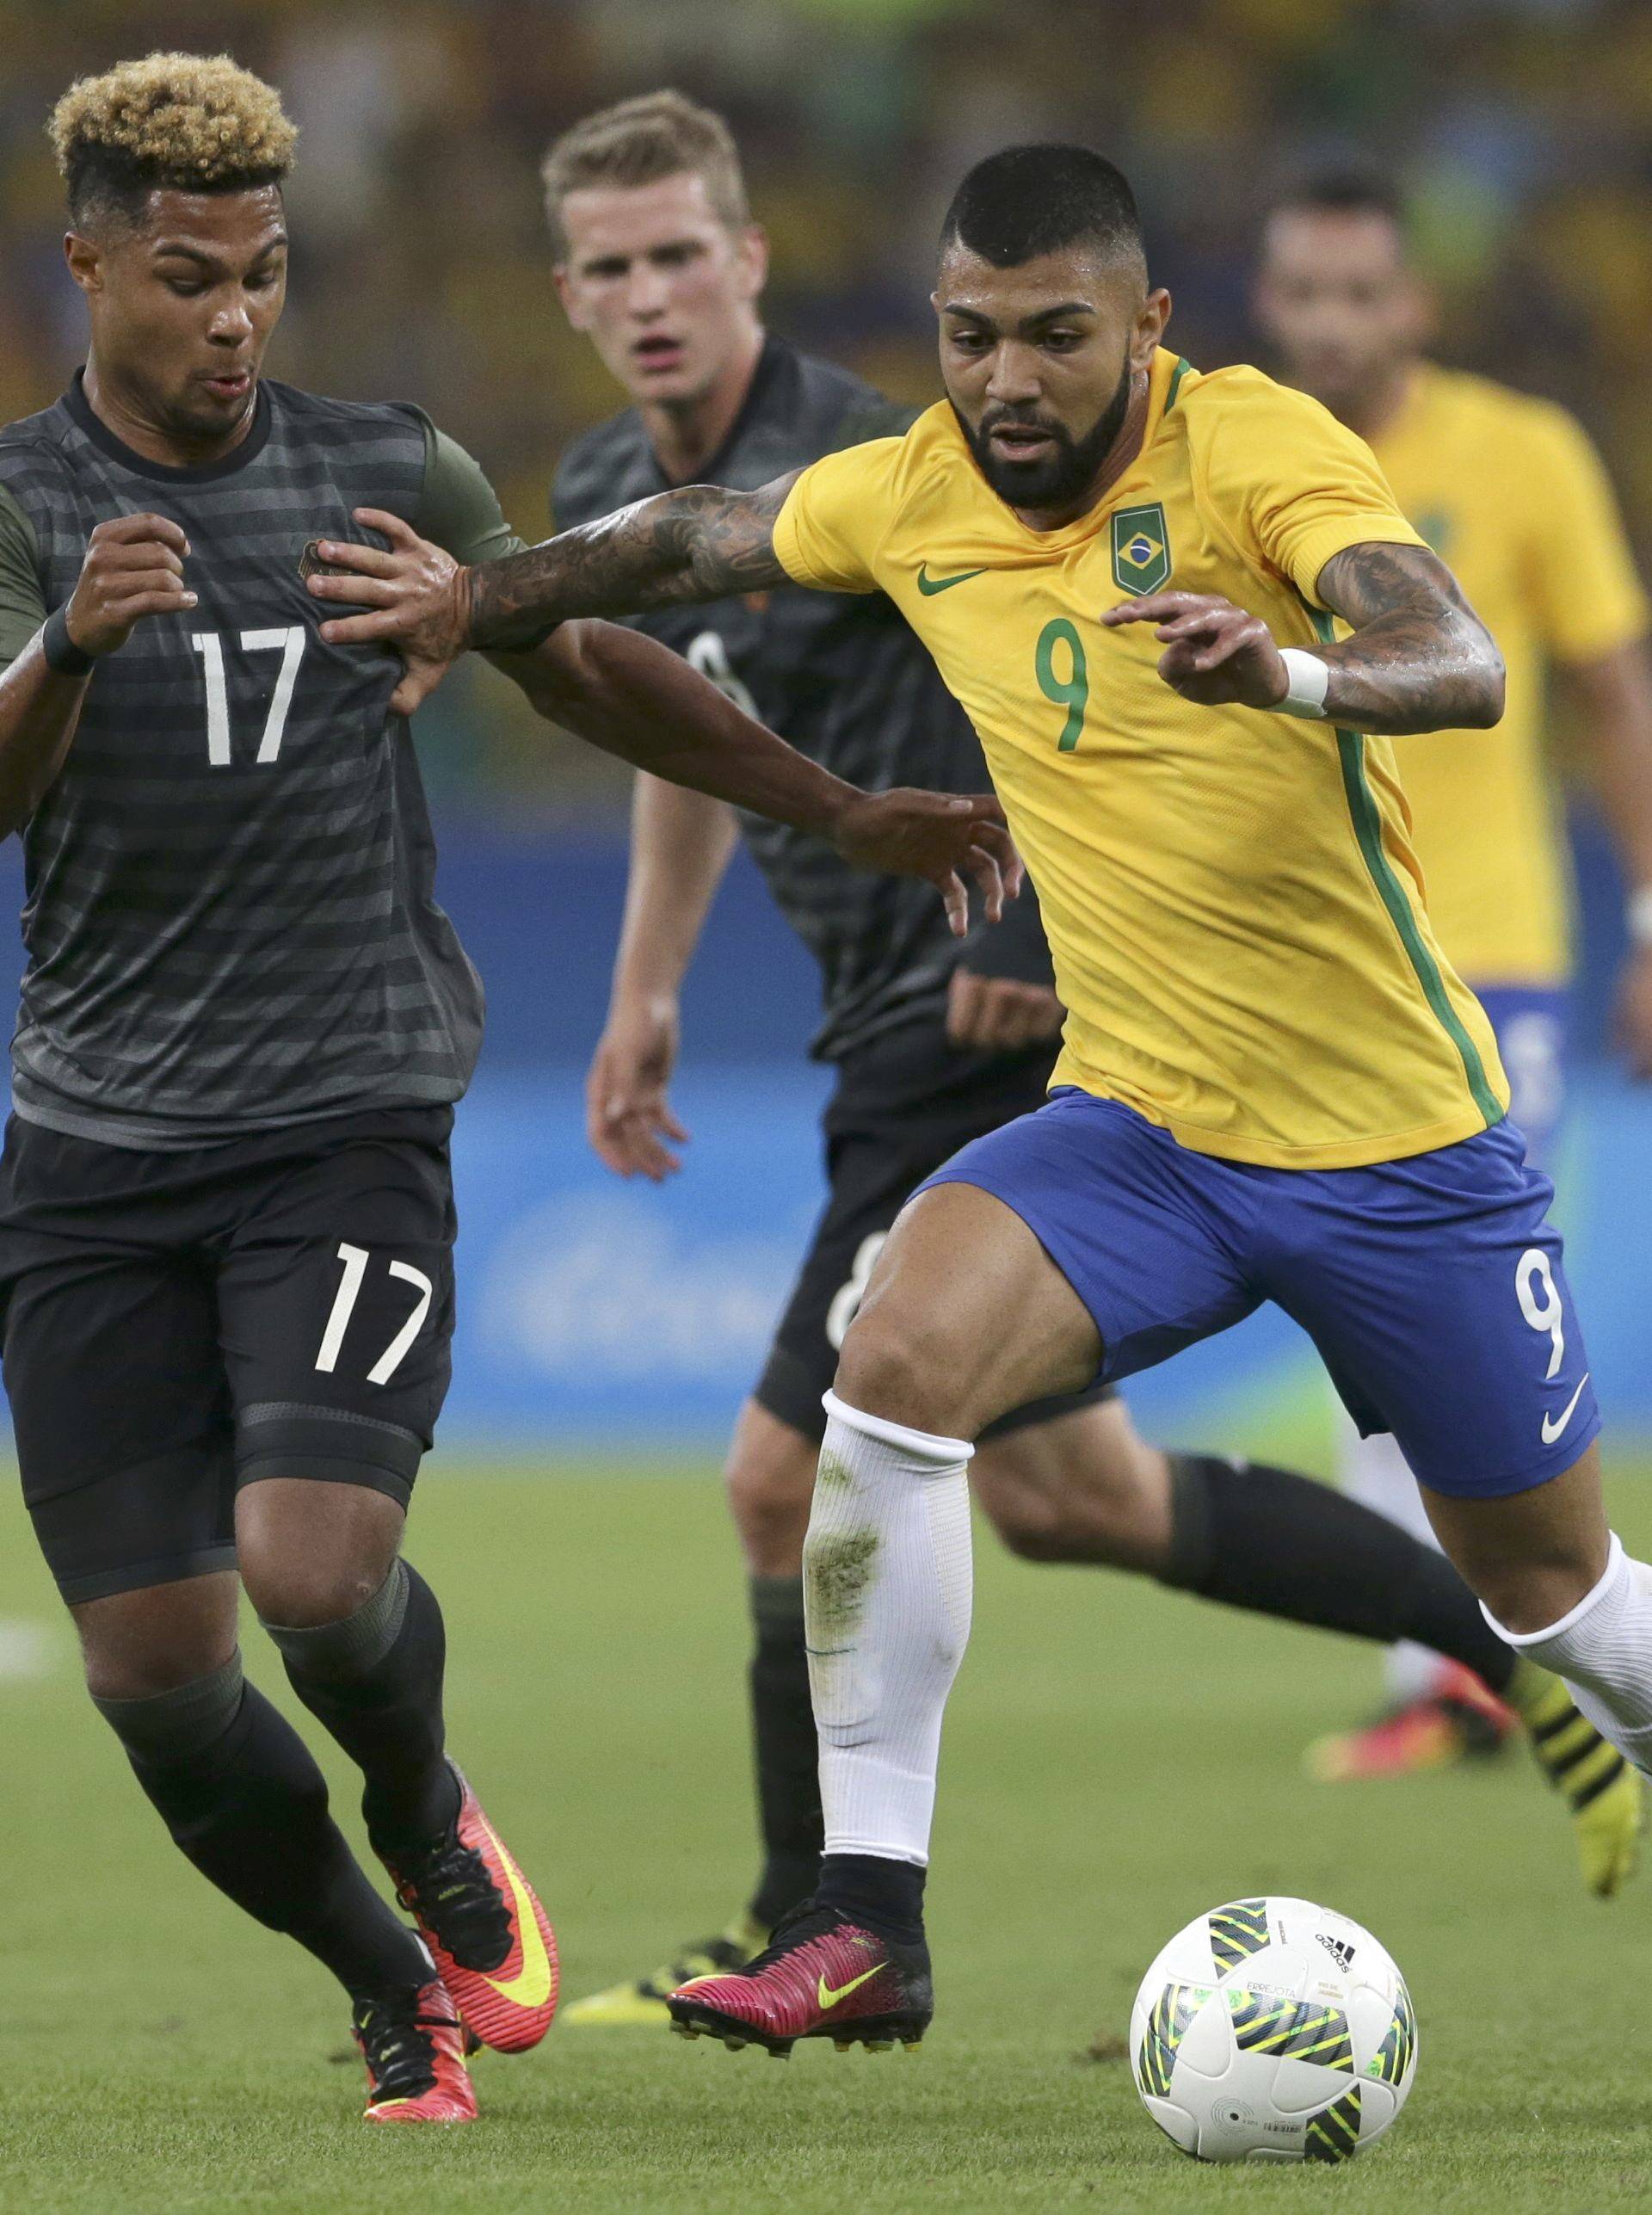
[804,1391,975,1865]
[1483,1533,1652,1773]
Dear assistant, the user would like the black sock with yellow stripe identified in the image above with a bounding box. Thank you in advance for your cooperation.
[1507,1663,1631,1814]
[1162,1452,1517,1694]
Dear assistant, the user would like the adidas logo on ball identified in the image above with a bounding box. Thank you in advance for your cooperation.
[1131,1898,1415,2163]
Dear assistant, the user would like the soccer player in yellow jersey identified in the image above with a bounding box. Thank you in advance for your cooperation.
[310,145,1652,2070]
[1253,171,1652,1779]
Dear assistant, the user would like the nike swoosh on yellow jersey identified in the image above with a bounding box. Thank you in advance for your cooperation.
[1541,1373,1591,1447]
[817,1963,884,2009]
[476,1818,555,2009]
[916,563,986,595]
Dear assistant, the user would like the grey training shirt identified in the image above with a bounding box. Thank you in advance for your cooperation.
[0,373,526,1149]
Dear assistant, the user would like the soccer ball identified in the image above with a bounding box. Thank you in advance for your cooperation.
[1129,1897,1416,2164]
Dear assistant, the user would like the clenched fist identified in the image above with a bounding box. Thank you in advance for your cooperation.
[946,966,1064,1052]
[65,513,196,659]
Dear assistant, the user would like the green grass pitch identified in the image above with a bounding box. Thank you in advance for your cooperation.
[5,1455,1652,2213]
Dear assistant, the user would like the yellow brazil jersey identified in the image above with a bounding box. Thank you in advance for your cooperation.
[773,347,1508,1171]
[1370,366,1649,988]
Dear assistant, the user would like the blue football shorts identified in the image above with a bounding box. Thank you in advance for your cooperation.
[915,1090,1599,1499]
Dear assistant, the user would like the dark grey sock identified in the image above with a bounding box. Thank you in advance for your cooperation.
[93,1651,246,1761]
[265,1560,459,1848]
[748,1573,823,1929]
[263,1555,412,1680]
[96,1651,428,1996]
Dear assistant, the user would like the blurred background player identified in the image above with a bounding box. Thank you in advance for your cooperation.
[0,53,1008,2124]
[528,96,1641,2025]
[1253,172,1652,1781]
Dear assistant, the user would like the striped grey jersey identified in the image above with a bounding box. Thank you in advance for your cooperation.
[552,336,1053,1063]
[0,374,521,1149]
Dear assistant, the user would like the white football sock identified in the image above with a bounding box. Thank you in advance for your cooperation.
[804,1391,974,1866]
[1339,1416,1448,1706]
[1483,1534,1652,1773]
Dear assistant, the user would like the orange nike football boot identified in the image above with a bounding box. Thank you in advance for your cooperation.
[355,1975,478,2125]
[378,1764,558,2054]
[668,1904,932,2057]
[1305,1657,1516,1782]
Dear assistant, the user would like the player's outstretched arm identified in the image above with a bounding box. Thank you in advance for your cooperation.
[503,616,1020,938]
[307,507,1019,930]
[1100,542,1505,737]
[0,515,196,837]
[308,477,800,666]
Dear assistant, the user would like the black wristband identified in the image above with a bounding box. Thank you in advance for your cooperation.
[40,606,96,677]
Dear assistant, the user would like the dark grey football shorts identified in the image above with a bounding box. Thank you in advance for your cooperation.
[0,1105,456,1602]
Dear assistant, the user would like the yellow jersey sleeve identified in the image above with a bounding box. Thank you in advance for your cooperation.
[1514,403,1649,664]
[1188,373,1427,609]
[774,436,910,594]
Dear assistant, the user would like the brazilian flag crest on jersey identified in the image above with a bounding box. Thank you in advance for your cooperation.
[1111,502,1171,595]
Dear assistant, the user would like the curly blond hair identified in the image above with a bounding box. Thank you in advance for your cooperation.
[50,52,296,227]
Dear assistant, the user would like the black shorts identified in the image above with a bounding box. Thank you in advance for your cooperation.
[0,1105,456,1603]
[752,1020,1114,1445]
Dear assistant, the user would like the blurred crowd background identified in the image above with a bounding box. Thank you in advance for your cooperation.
[1,0,1649,811]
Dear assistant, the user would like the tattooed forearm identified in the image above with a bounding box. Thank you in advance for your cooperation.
[1315,541,1506,735]
[465,473,800,650]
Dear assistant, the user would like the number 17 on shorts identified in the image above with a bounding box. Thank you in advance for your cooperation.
[317,1242,435,1385]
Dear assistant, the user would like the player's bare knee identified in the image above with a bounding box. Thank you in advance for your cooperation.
[724,1453,811,1574]
[73,1579,239,1703]
[239,1540,391,1632]
[834,1314,955,1437]
[723,1402,818,1574]
[235,1473,404,1627]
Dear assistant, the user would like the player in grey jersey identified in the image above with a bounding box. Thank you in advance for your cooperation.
[449,95,1639,2027]
[0,56,1014,2123]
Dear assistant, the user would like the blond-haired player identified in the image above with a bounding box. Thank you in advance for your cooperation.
[313,144,1652,2074]
[0,53,1007,2119]
[1254,171,1652,1780]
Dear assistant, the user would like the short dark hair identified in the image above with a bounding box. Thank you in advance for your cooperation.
[50,52,296,233]
[940,144,1143,271]
[1267,166,1408,231]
